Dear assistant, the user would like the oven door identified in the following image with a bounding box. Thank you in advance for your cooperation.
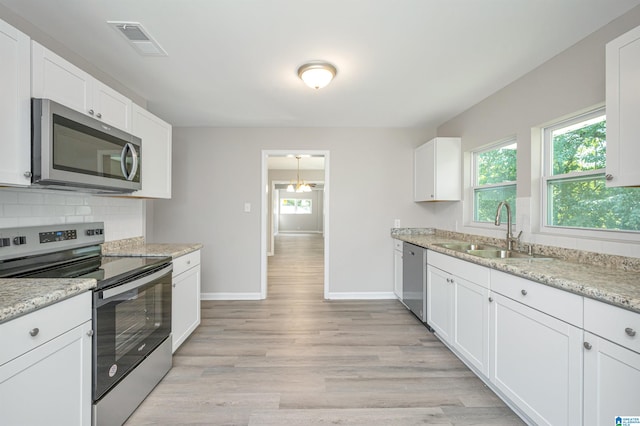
[93,263,172,400]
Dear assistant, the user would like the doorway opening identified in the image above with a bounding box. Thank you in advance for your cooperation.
[261,150,330,299]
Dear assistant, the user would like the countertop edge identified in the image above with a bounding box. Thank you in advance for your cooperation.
[102,243,203,259]
[393,234,640,315]
[0,279,96,325]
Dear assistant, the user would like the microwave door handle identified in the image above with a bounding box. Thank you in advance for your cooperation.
[120,143,130,179]
[120,143,139,181]
[129,143,139,181]
[100,264,173,299]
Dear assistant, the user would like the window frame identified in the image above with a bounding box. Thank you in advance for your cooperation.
[540,107,640,238]
[279,198,313,215]
[470,138,518,226]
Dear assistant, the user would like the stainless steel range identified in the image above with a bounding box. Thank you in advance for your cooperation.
[0,222,173,426]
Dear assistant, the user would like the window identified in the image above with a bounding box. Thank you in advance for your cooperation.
[280,198,312,214]
[543,108,640,232]
[472,139,517,223]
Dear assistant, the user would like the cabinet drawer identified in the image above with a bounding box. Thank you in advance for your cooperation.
[584,298,640,353]
[428,250,489,288]
[490,270,583,327]
[173,250,201,276]
[0,291,91,366]
[393,239,403,251]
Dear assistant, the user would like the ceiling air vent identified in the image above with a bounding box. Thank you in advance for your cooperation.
[107,21,168,56]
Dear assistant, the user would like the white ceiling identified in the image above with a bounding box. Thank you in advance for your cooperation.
[2,0,639,128]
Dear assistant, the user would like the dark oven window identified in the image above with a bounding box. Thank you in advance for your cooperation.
[94,269,171,400]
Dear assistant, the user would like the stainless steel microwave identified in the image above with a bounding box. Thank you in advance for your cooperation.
[31,98,142,193]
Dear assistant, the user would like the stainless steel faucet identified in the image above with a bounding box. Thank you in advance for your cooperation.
[495,201,521,251]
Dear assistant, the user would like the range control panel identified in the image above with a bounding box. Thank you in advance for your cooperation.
[0,222,105,260]
[39,229,78,244]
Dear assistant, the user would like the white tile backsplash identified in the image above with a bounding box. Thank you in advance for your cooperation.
[0,187,144,241]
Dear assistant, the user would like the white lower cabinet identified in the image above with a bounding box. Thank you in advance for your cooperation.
[489,292,583,425]
[0,292,92,426]
[583,332,640,425]
[452,276,489,376]
[172,250,201,353]
[583,298,640,425]
[426,264,453,342]
[422,246,639,426]
[427,251,490,376]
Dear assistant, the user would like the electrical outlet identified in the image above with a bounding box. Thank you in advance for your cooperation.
[394,219,401,228]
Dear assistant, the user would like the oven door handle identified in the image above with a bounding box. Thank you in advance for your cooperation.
[100,264,173,299]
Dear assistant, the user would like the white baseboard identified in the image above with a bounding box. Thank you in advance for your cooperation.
[325,292,397,300]
[201,292,263,301]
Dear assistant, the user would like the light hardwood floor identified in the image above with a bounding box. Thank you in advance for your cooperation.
[126,233,524,425]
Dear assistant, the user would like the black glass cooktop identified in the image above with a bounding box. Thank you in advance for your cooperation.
[11,255,171,291]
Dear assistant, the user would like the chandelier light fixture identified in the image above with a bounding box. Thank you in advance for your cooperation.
[297,62,337,89]
[287,156,312,193]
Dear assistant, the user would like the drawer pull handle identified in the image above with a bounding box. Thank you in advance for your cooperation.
[29,328,39,337]
[521,289,527,296]
[583,342,592,350]
[488,297,493,303]
[626,327,636,337]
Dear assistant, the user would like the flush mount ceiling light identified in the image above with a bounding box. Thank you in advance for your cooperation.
[297,62,337,89]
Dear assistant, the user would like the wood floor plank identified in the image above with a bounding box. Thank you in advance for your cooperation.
[125,233,524,425]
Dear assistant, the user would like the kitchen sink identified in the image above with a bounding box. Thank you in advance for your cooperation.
[434,242,554,260]
[466,249,553,260]
[436,242,501,251]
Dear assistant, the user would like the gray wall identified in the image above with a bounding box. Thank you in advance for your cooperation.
[435,5,640,257]
[278,189,323,233]
[149,127,435,298]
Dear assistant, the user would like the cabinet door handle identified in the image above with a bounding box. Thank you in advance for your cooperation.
[29,328,39,337]
[521,289,528,296]
[488,297,493,303]
[87,329,94,337]
[626,327,636,337]
[605,174,613,181]
[583,342,592,350]
[88,109,94,115]
[96,112,102,118]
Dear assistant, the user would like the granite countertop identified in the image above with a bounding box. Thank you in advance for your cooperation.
[0,278,96,324]
[0,237,201,325]
[102,242,203,259]
[392,229,640,315]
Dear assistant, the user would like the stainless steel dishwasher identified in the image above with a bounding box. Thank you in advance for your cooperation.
[402,242,429,327]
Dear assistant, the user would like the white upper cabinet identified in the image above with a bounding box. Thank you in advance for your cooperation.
[0,19,31,186]
[605,25,640,187]
[414,137,461,201]
[32,41,132,131]
[129,104,172,198]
